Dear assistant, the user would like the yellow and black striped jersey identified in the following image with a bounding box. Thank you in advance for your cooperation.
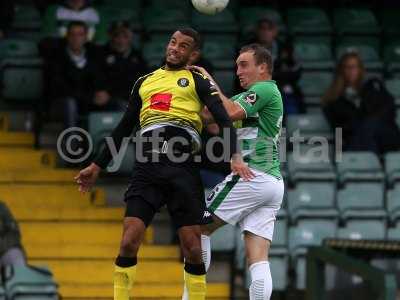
[94,66,237,169]
[133,67,218,135]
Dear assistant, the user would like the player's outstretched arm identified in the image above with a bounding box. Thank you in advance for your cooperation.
[74,78,143,192]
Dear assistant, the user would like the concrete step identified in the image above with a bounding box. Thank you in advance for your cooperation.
[58,282,229,299]
[0,131,34,147]
[0,183,106,211]
[31,259,185,285]
[25,243,178,260]
[0,169,78,183]
[20,221,154,248]
[0,149,56,170]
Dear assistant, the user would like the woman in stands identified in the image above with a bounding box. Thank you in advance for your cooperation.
[322,51,400,154]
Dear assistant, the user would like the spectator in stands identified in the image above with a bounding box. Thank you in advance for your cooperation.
[273,39,305,116]
[248,18,279,60]
[238,18,304,115]
[322,51,400,154]
[0,0,15,39]
[48,21,120,128]
[43,0,99,40]
[97,21,147,103]
[0,202,26,267]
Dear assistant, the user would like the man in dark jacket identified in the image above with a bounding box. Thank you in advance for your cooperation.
[48,21,121,128]
[98,21,147,102]
[0,202,25,266]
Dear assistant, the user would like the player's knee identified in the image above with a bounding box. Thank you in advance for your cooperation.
[181,238,202,263]
[120,227,142,256]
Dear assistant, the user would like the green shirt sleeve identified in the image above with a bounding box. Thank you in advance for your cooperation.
[235,84,271,118]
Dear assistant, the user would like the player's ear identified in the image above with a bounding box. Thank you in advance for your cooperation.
[189,49,200,62]
[259,62,268,74]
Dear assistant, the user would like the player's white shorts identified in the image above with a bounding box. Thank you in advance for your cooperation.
[206,168,284,241]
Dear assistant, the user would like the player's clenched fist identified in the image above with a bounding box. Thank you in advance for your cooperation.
[74,162,101,193]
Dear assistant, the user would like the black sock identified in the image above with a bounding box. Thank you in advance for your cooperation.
[115,256,137,267]
[184,262,206,275]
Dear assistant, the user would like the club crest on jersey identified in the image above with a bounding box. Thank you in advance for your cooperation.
[245,92,257,104]
[177,78,189,87]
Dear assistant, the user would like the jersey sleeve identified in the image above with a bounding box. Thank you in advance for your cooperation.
[235,84,271,118]
[192,71,238,156]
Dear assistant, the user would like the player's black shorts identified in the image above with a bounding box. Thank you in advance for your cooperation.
[123,126,213,228]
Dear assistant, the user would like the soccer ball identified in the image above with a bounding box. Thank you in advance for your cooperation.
[191,0,229,15]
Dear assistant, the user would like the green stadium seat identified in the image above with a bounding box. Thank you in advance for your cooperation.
[336,152,384,184]
[1,58,43,103]
[334,8,380,35]
[288,219,337,257]
[88,112,135,175]
[142,41,165,69]
[202,41,235,70]
[12,5,41,31]
[287,8,331,35]
[0,39,39,59]
[385,78,400,105]
[210,224,235,252]
[272,217,288,249]
[337,183,386,220]
[238,7,285,35]
[287,153,336,184]
[286,114,333,140]
[143,7,189,32]
[287,182,338,223]
[381,9,400,36]
[213,70,235,95]
[294,41,334,70]
[288,219,337,289]
[4,264,58,299]
[88,112,124,151]
[95,7,140,43]
[385,152,400,186]
[298,72,333,104]
[384,43,400,72]
[387,184,400,223]
[192,9,238,33]
[387,222,400,240]
[338,219,386,240]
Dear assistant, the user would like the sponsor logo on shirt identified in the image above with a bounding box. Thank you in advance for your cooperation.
[150,93,172,111]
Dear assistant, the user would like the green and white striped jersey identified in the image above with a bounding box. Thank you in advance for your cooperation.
[232,80,283,179]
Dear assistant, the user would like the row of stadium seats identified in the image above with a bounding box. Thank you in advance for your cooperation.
[215,215,400,291]
[86,113,400,186]
[13,2,400,36]
[284,182,400,223]
[0,52,399,105]
[284,150,400,186]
